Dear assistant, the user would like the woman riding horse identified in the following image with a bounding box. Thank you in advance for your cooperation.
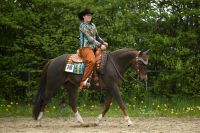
[78,8,108,90]
[33,48,149,126]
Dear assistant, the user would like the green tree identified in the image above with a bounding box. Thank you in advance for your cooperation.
[0,0,199,103]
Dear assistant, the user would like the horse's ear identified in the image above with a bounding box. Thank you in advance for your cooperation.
[143,49,150,55]
[138,51,142,56]
[138,50,149,56]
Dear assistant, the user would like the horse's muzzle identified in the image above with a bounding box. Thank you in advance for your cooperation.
[140,74,148,81]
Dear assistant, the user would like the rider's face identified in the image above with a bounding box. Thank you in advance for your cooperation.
[83,14,93,22]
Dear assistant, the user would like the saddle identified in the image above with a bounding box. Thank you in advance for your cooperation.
[65,49,108,75]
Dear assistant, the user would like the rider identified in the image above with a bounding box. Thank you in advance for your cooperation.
[78,8,108,90]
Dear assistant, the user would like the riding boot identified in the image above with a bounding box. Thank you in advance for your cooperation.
[78,47,95,91]
[78,78,90,91]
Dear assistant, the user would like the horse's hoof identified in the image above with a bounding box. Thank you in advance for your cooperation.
[128,124,132,127]
[128,121,133,126]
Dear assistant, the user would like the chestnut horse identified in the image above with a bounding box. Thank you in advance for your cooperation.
[33,48,149,126]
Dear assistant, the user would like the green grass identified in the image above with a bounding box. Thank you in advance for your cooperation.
[0,97,200,118]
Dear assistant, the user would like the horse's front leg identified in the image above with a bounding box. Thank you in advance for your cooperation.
[96,90,113,125]
[68,89,84,124]
[112,86,133,126]
[64,83,84,124]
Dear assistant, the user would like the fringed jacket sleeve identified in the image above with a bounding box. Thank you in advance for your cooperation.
[79,23,102,48]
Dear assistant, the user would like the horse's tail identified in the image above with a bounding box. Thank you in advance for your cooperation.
[32,60,51,120]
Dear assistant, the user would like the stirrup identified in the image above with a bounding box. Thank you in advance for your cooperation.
[83,78,89,85]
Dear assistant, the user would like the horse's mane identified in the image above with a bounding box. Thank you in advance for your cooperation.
[111,48,138,55]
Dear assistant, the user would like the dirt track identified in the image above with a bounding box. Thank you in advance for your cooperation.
[0,117,200,133]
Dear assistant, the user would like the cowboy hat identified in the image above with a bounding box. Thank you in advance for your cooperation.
[78,8,94,20]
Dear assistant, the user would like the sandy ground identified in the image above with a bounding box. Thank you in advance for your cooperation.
[0,117,200,133]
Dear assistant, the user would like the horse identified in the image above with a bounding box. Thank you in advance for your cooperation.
[33,48,149,126]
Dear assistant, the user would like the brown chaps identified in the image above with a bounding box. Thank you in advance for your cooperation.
[79,47,95,81]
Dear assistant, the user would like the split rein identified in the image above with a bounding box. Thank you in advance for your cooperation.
[107,52,127,81]
[107,51,147,83]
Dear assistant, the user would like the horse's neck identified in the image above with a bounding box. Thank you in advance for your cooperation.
[112,49,137,74]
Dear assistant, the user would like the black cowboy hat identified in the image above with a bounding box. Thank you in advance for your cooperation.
[78,8,94,20]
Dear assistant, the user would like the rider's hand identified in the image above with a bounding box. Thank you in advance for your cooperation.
[103,42,108,47]
[101,44,107,51]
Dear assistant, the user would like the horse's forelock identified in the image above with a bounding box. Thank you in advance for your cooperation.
[138,51,149,65]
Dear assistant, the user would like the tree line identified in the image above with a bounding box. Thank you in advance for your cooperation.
[0,0,199,102]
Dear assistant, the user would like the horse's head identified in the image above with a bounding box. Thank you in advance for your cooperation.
[132,50,149,81]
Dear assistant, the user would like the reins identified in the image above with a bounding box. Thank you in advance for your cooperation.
[107,51,145,82]
[107,52,128,82]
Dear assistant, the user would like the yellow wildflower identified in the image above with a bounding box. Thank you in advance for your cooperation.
[7,105,11,108]
[171,109,174,114]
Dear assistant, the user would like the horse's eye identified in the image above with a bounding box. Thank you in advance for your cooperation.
[139,60,147,66]
[138,62,143,65]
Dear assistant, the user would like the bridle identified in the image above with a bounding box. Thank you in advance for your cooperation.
[135,51,148,73]
[108,51,148,82]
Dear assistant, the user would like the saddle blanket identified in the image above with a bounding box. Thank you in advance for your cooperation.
[65,52,108,75]
[65,62,85,74]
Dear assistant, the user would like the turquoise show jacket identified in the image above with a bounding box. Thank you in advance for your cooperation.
[79,22,104,49]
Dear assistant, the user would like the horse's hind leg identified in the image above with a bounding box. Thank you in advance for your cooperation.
[37,80,63,121]
[96,90,113,125]
[36,89,56,121]
[64,82,84,124]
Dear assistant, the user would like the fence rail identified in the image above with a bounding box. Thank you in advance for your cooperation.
[0,70,165,91]
[0,69,189,102]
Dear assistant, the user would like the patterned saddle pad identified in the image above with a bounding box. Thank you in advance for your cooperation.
[65,52,108,75]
